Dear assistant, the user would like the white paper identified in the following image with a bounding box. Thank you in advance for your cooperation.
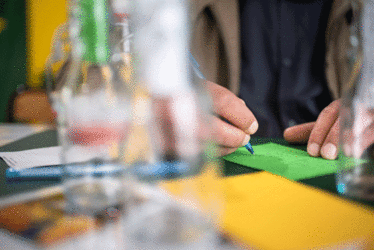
[0,147,62,170]
[0,147,115,170]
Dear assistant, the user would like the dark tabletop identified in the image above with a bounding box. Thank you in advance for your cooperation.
[1,129,373,208]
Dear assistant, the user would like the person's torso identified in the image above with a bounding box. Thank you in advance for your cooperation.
[239,0,334,137]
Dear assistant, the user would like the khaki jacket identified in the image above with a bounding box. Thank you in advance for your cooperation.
[190,0,358,100]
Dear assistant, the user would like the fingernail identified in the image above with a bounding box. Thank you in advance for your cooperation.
[321,143,337,160]
[242,134,250,146]
[247,121,258,134]
[308,143,320,157]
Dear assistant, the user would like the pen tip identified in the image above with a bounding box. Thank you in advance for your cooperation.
[245,142,254,155]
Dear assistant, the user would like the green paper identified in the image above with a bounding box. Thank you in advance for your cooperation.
[223,143,338,180]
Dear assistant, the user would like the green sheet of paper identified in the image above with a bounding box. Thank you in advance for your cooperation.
[223,143,338,180]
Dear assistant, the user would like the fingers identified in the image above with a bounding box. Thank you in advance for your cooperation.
[218,147,239,156]
[206,81,258,134]
[307,100,340,160]
[197,117,240,157]
[205,81,257,156]
[284,100,340,160]
[284,122,315,144]
[319,117,339,160]
[212,116,250,148]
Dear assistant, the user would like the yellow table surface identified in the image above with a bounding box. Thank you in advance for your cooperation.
[223,172,374,250]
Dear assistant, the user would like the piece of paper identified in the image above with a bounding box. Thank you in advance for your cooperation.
[223,143,338,180]
[0,147,61,169]
[0,146,95,170]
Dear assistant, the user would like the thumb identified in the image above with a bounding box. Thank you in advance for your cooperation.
[284,122,315,144]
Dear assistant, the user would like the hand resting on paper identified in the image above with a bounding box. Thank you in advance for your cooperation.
[284,100,340,160]
[284,99,374,160]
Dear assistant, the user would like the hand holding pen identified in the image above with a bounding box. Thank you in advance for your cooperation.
[190,54,257,156]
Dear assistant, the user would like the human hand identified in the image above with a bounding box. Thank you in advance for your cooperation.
[206,81,258,156]
[283,100,340,160]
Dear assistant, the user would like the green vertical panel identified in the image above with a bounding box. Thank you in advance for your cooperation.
[0,0,26,122]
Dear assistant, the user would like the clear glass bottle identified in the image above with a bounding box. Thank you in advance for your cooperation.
[46,0,132,214]
[122,0,228,249]
[337,0,374,200]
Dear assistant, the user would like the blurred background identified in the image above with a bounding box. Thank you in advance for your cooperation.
[0,0,66,124]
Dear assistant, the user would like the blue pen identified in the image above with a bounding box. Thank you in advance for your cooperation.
[6,167,64,181]
[244,142,254,154]
[5,162,189,181]
[189,53,206,80]
[189,53,254,155]
[5,165,124,181]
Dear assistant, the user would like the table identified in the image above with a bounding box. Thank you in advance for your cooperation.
[0,130,338,198]
[225,137,374,207]
[0,125,57,198]
[0,126,374,249]
[0,123,50,147]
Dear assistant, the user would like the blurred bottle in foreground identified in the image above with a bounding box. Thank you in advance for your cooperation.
[337,0,374,200]
[121,0,234,249]
[45,0,132,214]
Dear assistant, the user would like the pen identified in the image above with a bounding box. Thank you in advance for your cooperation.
[6,167,63,181]
[244,142,254,154]
[5,166,122,181]
[189,53,206,80]
[5,162,189,182]
[189,53,254,155]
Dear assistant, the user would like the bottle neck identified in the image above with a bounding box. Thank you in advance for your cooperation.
[69,0,110,64]
[133,0,191,95]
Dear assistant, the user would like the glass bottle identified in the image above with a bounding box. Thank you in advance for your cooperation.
[46,0,132,214]
[122,0,228,249]
[337,0,374,200]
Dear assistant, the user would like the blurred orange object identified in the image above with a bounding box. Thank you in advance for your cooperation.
[9,86,55,124]
[0,204,31,233]
[37,215,96,245]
